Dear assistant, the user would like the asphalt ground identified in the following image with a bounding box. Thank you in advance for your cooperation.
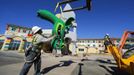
[0,51,130,75]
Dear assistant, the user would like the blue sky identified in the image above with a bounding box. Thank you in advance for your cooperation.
[0,0,134,38]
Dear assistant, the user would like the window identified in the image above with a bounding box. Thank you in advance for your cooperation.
[123,44,131,49]
[0,40,4,42]
[23,29,26,33]
[79,48,84,51]
[27,30,32,34]
[9,40,20,50]
[93,44,96,47]
[116,40,120,43]
[126,40,129,42]
[83,40,84,43]
[98,41,101,43]
[11,27,16,31]
[131,39,134,42]
[93,40,95,43]
[12,26,18,31]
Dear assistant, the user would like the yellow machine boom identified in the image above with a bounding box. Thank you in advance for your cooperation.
[106,31,134,75]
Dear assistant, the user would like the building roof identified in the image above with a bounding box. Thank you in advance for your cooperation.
[7,24,32,30]
[77,38,121,40]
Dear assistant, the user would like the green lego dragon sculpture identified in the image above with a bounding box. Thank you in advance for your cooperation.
[37,10,74,50]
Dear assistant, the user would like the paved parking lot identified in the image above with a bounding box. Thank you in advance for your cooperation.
[0,51,130,75]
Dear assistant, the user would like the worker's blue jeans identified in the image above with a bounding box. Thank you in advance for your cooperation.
[19,50,41,75]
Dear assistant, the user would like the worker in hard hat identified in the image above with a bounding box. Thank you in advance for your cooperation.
[104,34,112,53]
[19,26,56,75]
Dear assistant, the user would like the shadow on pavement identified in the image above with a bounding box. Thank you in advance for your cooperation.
[78,63,84,75]
[99,65,130,75]
[96,59,116,65]
[41,60,75,74]
[81,59,92,62]
[81,58,116,65]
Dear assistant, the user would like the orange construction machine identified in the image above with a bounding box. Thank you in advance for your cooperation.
[105,31,134,75]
